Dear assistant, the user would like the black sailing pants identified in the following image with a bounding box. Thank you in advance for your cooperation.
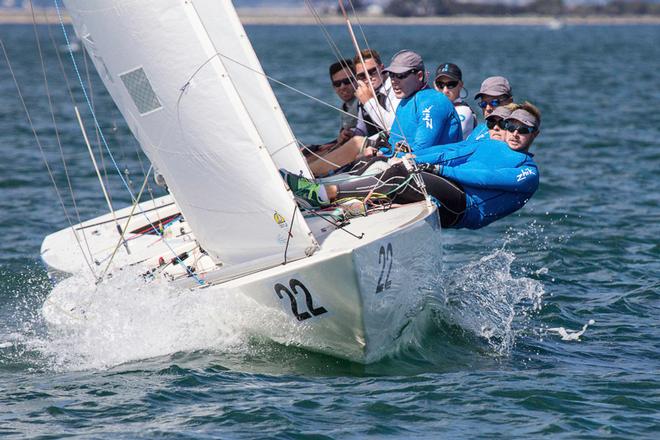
[335,158,466,228]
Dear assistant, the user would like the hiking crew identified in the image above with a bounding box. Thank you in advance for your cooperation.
[283,102,541,230]
[467,76,515,142]
[375,50,462,157]
[433,63,477,140]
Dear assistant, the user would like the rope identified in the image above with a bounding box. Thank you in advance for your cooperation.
[29,1,98,272]
[304,209,364,240]
[282,204,299,264]
[0,39,98,278]
[98,165,153,281]
[53,0,136,202]
[53,0,204,284]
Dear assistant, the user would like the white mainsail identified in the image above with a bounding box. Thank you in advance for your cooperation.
[189,1,312,176]
[62,0,318,275]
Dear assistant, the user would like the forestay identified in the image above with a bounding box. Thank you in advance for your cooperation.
[63,0,318,275]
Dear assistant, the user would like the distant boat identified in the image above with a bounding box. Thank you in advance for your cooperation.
[546,18,565,30]
[41,0,443,363]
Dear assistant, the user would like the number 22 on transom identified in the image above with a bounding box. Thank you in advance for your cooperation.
[376,243,393,293]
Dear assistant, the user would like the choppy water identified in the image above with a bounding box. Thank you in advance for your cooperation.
[1,22,659,438]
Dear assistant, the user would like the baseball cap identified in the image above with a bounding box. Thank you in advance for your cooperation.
[434,63,462,82]
[475,76,512,99]
[506,109,539,128]
[486,105,515,120]
[382,50,424,74]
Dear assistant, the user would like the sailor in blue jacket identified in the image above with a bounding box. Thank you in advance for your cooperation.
[282,104,541,230]
[414,134,539,229]
[377,50,462,156]
[466,76,514,143]
[411,105,540,228]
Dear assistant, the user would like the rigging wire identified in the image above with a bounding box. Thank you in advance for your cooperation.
[46,9,159,229]
[81,43,115,205]
[53,0,135,203]
[29,1,98,271]
[0,39,98,278]
[98,165,153,281]
[336,0,430,201]
[337,0,388,137]
[183,50,381,136]
[53,0,204,285]
[306,0,424,200]
[304,0,351,69]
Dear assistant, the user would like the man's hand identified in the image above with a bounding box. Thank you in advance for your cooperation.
[355,80,375,104]
[361,146,383,158]
[337,128,354,145]
[394,140,411,153]
[389,154,416,171]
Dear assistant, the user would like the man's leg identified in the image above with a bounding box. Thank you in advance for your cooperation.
[419,173,466,227]
[335,169,466,226]
[308,136,365,177]
[333,163,422,202]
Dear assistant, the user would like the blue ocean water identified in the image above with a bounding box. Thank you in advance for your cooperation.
[0,22,659,438]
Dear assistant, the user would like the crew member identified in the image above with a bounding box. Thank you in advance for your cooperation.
[468,76,514,142]
[433,62,477,140]
[283,102,541,230]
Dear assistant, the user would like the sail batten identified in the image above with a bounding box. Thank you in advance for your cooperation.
[63,0,317,275]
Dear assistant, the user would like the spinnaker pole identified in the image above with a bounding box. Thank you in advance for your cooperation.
[75,105,131,255]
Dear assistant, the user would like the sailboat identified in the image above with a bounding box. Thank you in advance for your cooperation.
[41,0,442,363]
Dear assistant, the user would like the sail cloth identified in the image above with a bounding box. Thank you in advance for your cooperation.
[63,0,318,274]
[190,1,313,176]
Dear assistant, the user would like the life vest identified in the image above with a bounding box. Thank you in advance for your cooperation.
[453,101,477,130]
[359,90,389,137]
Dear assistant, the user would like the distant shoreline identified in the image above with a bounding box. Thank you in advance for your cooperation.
[1,9,660,26]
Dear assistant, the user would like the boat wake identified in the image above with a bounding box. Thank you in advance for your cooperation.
[35,268,307,371]
[427,249,545,356]
[3,244,545,373]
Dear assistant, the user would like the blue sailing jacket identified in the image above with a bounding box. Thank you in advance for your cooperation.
[384,88,462,156]
[466,122,489,142]
[414,139,539,229]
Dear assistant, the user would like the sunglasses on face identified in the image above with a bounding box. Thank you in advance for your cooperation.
[486,118,507,130]
[332,78,353,88]
[479,98,503,109]
[356,67,379,81]
[505,121,538,135]
[390,69,418,80]
[435,80,459,90]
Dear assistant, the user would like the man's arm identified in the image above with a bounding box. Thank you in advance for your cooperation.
[412,94,461,152]
[357,78,400,133]
[441,163,540,193]
[412,140,476,166]
[466,123,489,142]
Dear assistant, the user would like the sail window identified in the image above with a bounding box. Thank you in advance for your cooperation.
[120,67,162,115]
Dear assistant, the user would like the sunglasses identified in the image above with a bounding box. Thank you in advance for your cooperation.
[505,121,538,135]
[435,80,459,90]
[390,69,418,80]
[332,78,353,88]
[479,98,503,109]
[486,118,507,130]
[356,67,379,81]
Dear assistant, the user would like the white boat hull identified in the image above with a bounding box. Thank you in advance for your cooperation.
[42,199,441,363]
[207,203,441,362]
